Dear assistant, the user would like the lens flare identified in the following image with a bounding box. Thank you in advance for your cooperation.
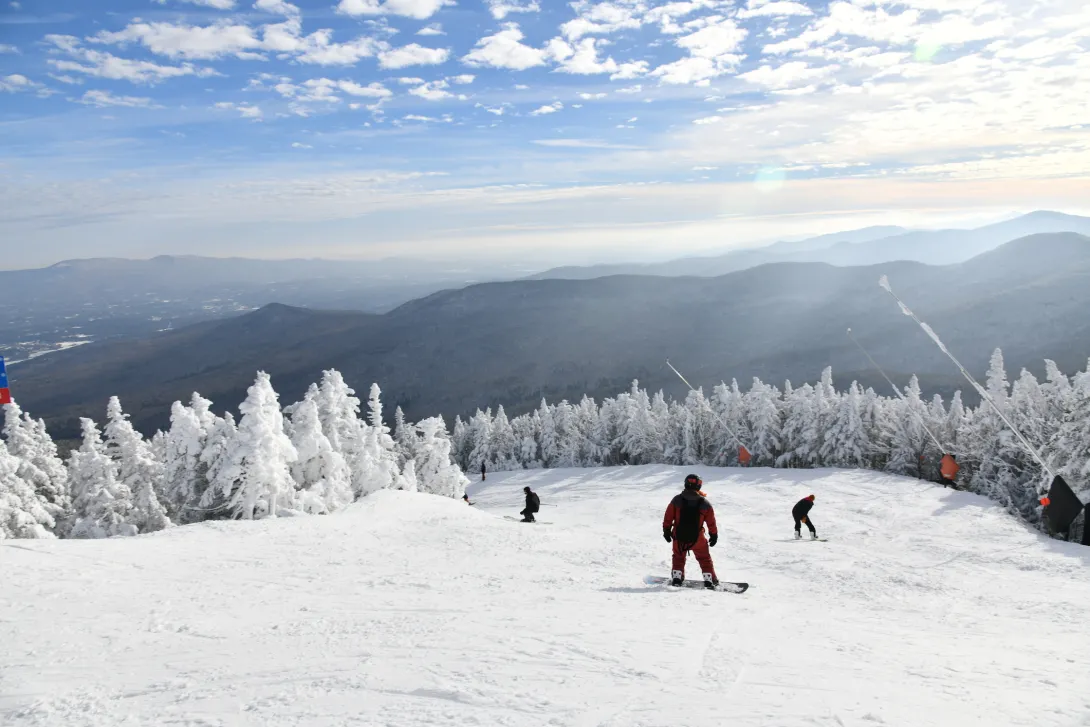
[754,166,786,193]
[914,41,941,62]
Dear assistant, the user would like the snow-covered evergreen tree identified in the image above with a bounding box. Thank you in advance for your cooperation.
[201,372,298,520]
[414,416,470,498]
[355,383,400,497]
[0,439,56,539]
[885,376,934,478]
[392,406,416,469]
[104,397,171,534]
[745,378,782,466]
[162,400,207,523]
[821,382,869,468]
[68,418,137,538]
[489,405,520,470]
[2,401,69,532]
[289,393,353,514]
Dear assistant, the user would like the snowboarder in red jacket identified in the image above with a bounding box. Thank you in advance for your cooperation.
[663,473,719,589]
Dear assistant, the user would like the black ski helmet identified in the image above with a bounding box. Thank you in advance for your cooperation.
[684,473,702,490]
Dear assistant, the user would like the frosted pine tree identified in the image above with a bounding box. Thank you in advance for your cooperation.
[1052,367,1090,489]
[467,408,493,474]
[490,406,520,470]
[197,411,237,515]
[414,417,470,497]
[512,412,541,469]
[820,382,869,468]
[0,439,56,539]
[392,406,416,469]
[745,378,783,466]
[161,400,207,522]
[967,349,1035,515]
[289,393,353,514]
[202,372,298,519]
[2,401,69,531]
[710,381,748,466]
[68,418,137,538]
[778,383,820,468]
[450,415,472,471]
[885,376,933,478]
[314,370,366,486]
[355,383,400,497]
[620,381,663,465]
[104,397,171,534]
[537,400,558,467]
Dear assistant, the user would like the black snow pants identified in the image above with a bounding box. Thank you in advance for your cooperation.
[794,515,816,535]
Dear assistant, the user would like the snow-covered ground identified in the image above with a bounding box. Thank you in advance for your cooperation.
[3,466,1090,727]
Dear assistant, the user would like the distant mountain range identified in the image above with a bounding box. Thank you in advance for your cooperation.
[9,231,1090,440]
[527,211,1090,280]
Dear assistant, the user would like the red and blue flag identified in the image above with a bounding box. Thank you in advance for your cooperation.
[0,356,10,405]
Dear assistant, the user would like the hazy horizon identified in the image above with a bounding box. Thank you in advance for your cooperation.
[3,0,1089,269]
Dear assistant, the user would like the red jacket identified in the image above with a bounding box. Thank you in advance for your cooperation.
[663,490,717,541]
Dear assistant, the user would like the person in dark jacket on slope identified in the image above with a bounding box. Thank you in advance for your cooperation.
[793,495,817,539]
[521,486,540,522]
[662,474,719,589]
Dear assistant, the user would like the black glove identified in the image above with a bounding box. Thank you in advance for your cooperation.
[708,533,718,547]
[663,528,672,543]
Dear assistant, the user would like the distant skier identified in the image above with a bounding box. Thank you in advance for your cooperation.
[662,473,719,589]
[939,453,959,488]
[463,493,474,506]
[521,486,540,523]
[793,495,817,540]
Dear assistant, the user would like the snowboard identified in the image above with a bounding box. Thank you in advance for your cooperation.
[644,575,749,594]
[782,537,828,542]
[504,515,551,525]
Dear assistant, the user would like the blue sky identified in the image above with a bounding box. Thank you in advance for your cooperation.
[1,0,1088,269]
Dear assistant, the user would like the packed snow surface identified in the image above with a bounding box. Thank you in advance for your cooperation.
[4,466,1090,727]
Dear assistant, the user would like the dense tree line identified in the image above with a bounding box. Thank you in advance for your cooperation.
[2,348,1088,540]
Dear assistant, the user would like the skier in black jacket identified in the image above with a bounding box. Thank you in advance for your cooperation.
[521,486,540,522]
[792,495,817,540]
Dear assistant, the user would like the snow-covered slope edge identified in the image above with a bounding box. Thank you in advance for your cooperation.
[3,466,1089,727]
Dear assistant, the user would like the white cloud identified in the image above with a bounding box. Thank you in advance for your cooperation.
[462,23,549,70]
[486,0,541,20]
[291,142,313,148]
[738,61,835,92]
[92,21,263,60]
[738,0,813,19]
[530,101,563,115]
[294,32,384,66]
[378,43,450,69]
[417,23,445,36]
[531,138,639,149]
[579,92,607,100]
[476,101,509,115]
[253,0,300,16]
[154,0,237,8]
[652,16,747,84]
[616,84,642,94]
[338,80,393,97]
[336,0,451,20]
[549,37,645,76]
[46,37,217,84]
[409,79,463,101]
[216,100,263,118]
[561,1,644,41]
[450,74,475,84]
[401,113,453,122]
[396,76,426,84]
[764,3,922,55]
[0,44,18,54]
[79,89,156,108]
[0,74,38,92]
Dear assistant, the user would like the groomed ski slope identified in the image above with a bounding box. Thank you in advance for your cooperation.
[3,466,1090,727]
